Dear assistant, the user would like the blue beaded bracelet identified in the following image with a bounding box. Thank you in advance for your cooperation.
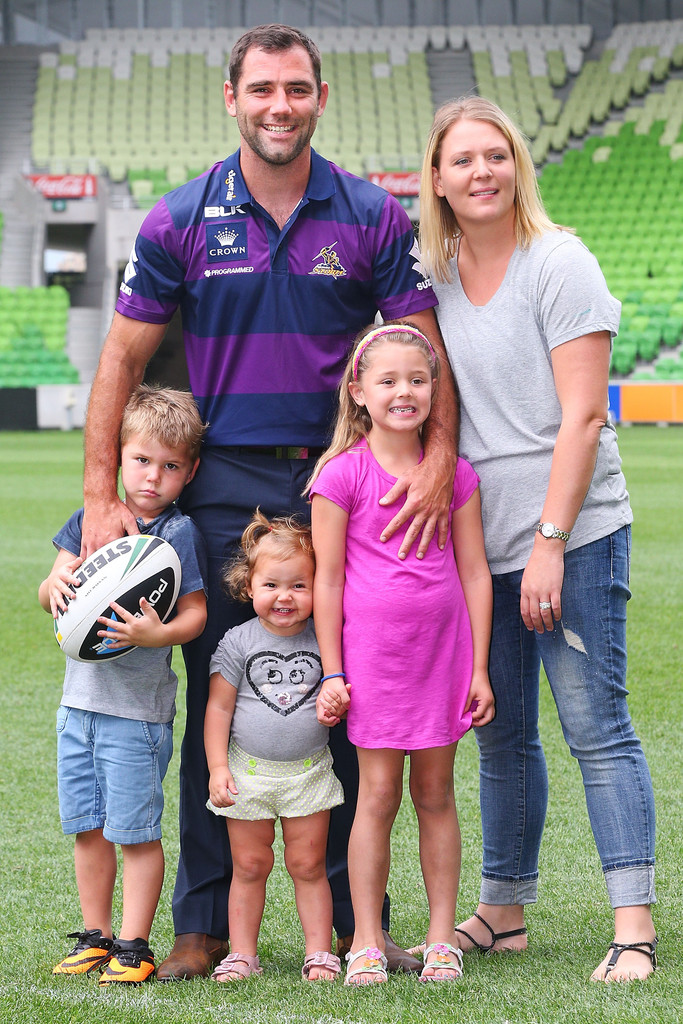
[321,672,346,683]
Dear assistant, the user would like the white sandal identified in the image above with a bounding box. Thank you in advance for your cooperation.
[419,942,464,982]
[344,946,388,985]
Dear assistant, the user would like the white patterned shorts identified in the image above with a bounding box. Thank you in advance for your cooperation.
[206,739,344,821]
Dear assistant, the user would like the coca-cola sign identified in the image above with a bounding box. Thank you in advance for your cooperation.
[367,171,420,196]
[27,174,98,199]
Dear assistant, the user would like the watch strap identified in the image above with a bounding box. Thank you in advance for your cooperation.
[535,522,571,542]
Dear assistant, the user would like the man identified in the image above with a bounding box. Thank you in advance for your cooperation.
[81,24,458,980]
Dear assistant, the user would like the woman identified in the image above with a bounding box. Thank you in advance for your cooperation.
[419,96,657,982]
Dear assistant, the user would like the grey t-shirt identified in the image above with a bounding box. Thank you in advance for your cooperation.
[209,617,329,761]
[434,230,632,573]
[53,505,207,723]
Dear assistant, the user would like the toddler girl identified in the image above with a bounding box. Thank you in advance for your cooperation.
[307,322,495,984]
[204,510,344,982]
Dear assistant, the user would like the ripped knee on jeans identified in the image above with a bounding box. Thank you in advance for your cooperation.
[561,624,587,654]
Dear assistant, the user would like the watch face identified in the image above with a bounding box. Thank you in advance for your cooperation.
[541,522,555,538]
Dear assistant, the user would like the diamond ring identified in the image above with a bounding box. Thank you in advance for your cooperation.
[539,601,552,610]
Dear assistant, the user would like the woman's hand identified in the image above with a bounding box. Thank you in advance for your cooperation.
[520,539,565,632]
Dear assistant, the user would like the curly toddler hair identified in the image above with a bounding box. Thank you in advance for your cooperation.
[223,508,314,602]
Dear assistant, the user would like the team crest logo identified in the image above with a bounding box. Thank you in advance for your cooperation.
[205,221,248,263]
[309,241,347,278]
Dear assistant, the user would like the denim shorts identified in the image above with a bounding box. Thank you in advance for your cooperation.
[56,706,173,845]
[206,740,344,821]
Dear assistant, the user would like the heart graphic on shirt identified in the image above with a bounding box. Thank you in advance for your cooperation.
[246,649,322,717]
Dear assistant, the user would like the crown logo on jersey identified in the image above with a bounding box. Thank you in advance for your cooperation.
[215,227,239,246]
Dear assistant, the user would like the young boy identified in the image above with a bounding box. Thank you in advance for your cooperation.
[39,384,208,986]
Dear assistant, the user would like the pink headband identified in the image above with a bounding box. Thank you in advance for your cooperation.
[351,325,437,380]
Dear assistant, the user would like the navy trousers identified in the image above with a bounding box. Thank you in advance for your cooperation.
[176,446,389,939]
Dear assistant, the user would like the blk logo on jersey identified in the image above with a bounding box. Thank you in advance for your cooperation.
[206,221,248,263]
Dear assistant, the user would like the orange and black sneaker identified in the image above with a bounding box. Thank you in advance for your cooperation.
[53,929,114,975]
[97,938,155,986]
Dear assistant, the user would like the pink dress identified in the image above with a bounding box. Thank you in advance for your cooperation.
[310,441,480,749]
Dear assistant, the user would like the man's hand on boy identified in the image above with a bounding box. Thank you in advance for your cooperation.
[80,496,139,560]
[208,766,238,808]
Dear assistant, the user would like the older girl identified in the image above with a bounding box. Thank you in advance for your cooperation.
[308,322,494,985]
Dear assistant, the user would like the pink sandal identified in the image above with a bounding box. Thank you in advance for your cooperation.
[301,951,342,980]
[211,952,262,982]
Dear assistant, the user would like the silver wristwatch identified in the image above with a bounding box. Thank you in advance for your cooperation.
[536,522,571,542]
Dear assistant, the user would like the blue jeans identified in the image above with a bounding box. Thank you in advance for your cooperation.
[478,526,656,910]
[56,707,173,845]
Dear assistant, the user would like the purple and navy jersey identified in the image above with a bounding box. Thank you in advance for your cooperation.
[115,149,436,447]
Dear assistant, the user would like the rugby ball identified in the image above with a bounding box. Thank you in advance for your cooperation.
[54,535,182,663]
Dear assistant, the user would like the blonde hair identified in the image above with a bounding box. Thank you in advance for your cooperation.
[419,96,564,284]
[305,320,439,491]
[120,383,207,460]
[223,508,315,603]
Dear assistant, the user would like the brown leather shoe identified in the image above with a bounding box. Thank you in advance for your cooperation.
[336,930,422,974]
[336,934,353,961]
[156,933,229,982]
[382,931,422,973]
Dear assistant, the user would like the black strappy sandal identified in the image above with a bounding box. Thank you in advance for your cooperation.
[602,937,658,979]
[454,911,527,954]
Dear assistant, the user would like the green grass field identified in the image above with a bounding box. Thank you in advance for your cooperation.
[1,427,680,1024]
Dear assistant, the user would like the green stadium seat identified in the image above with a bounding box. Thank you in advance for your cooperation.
[611,347,637,376]
[130,178,154,200]
[654,357,683,379]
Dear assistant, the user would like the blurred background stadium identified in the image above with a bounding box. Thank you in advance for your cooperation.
[1,0,682,428]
